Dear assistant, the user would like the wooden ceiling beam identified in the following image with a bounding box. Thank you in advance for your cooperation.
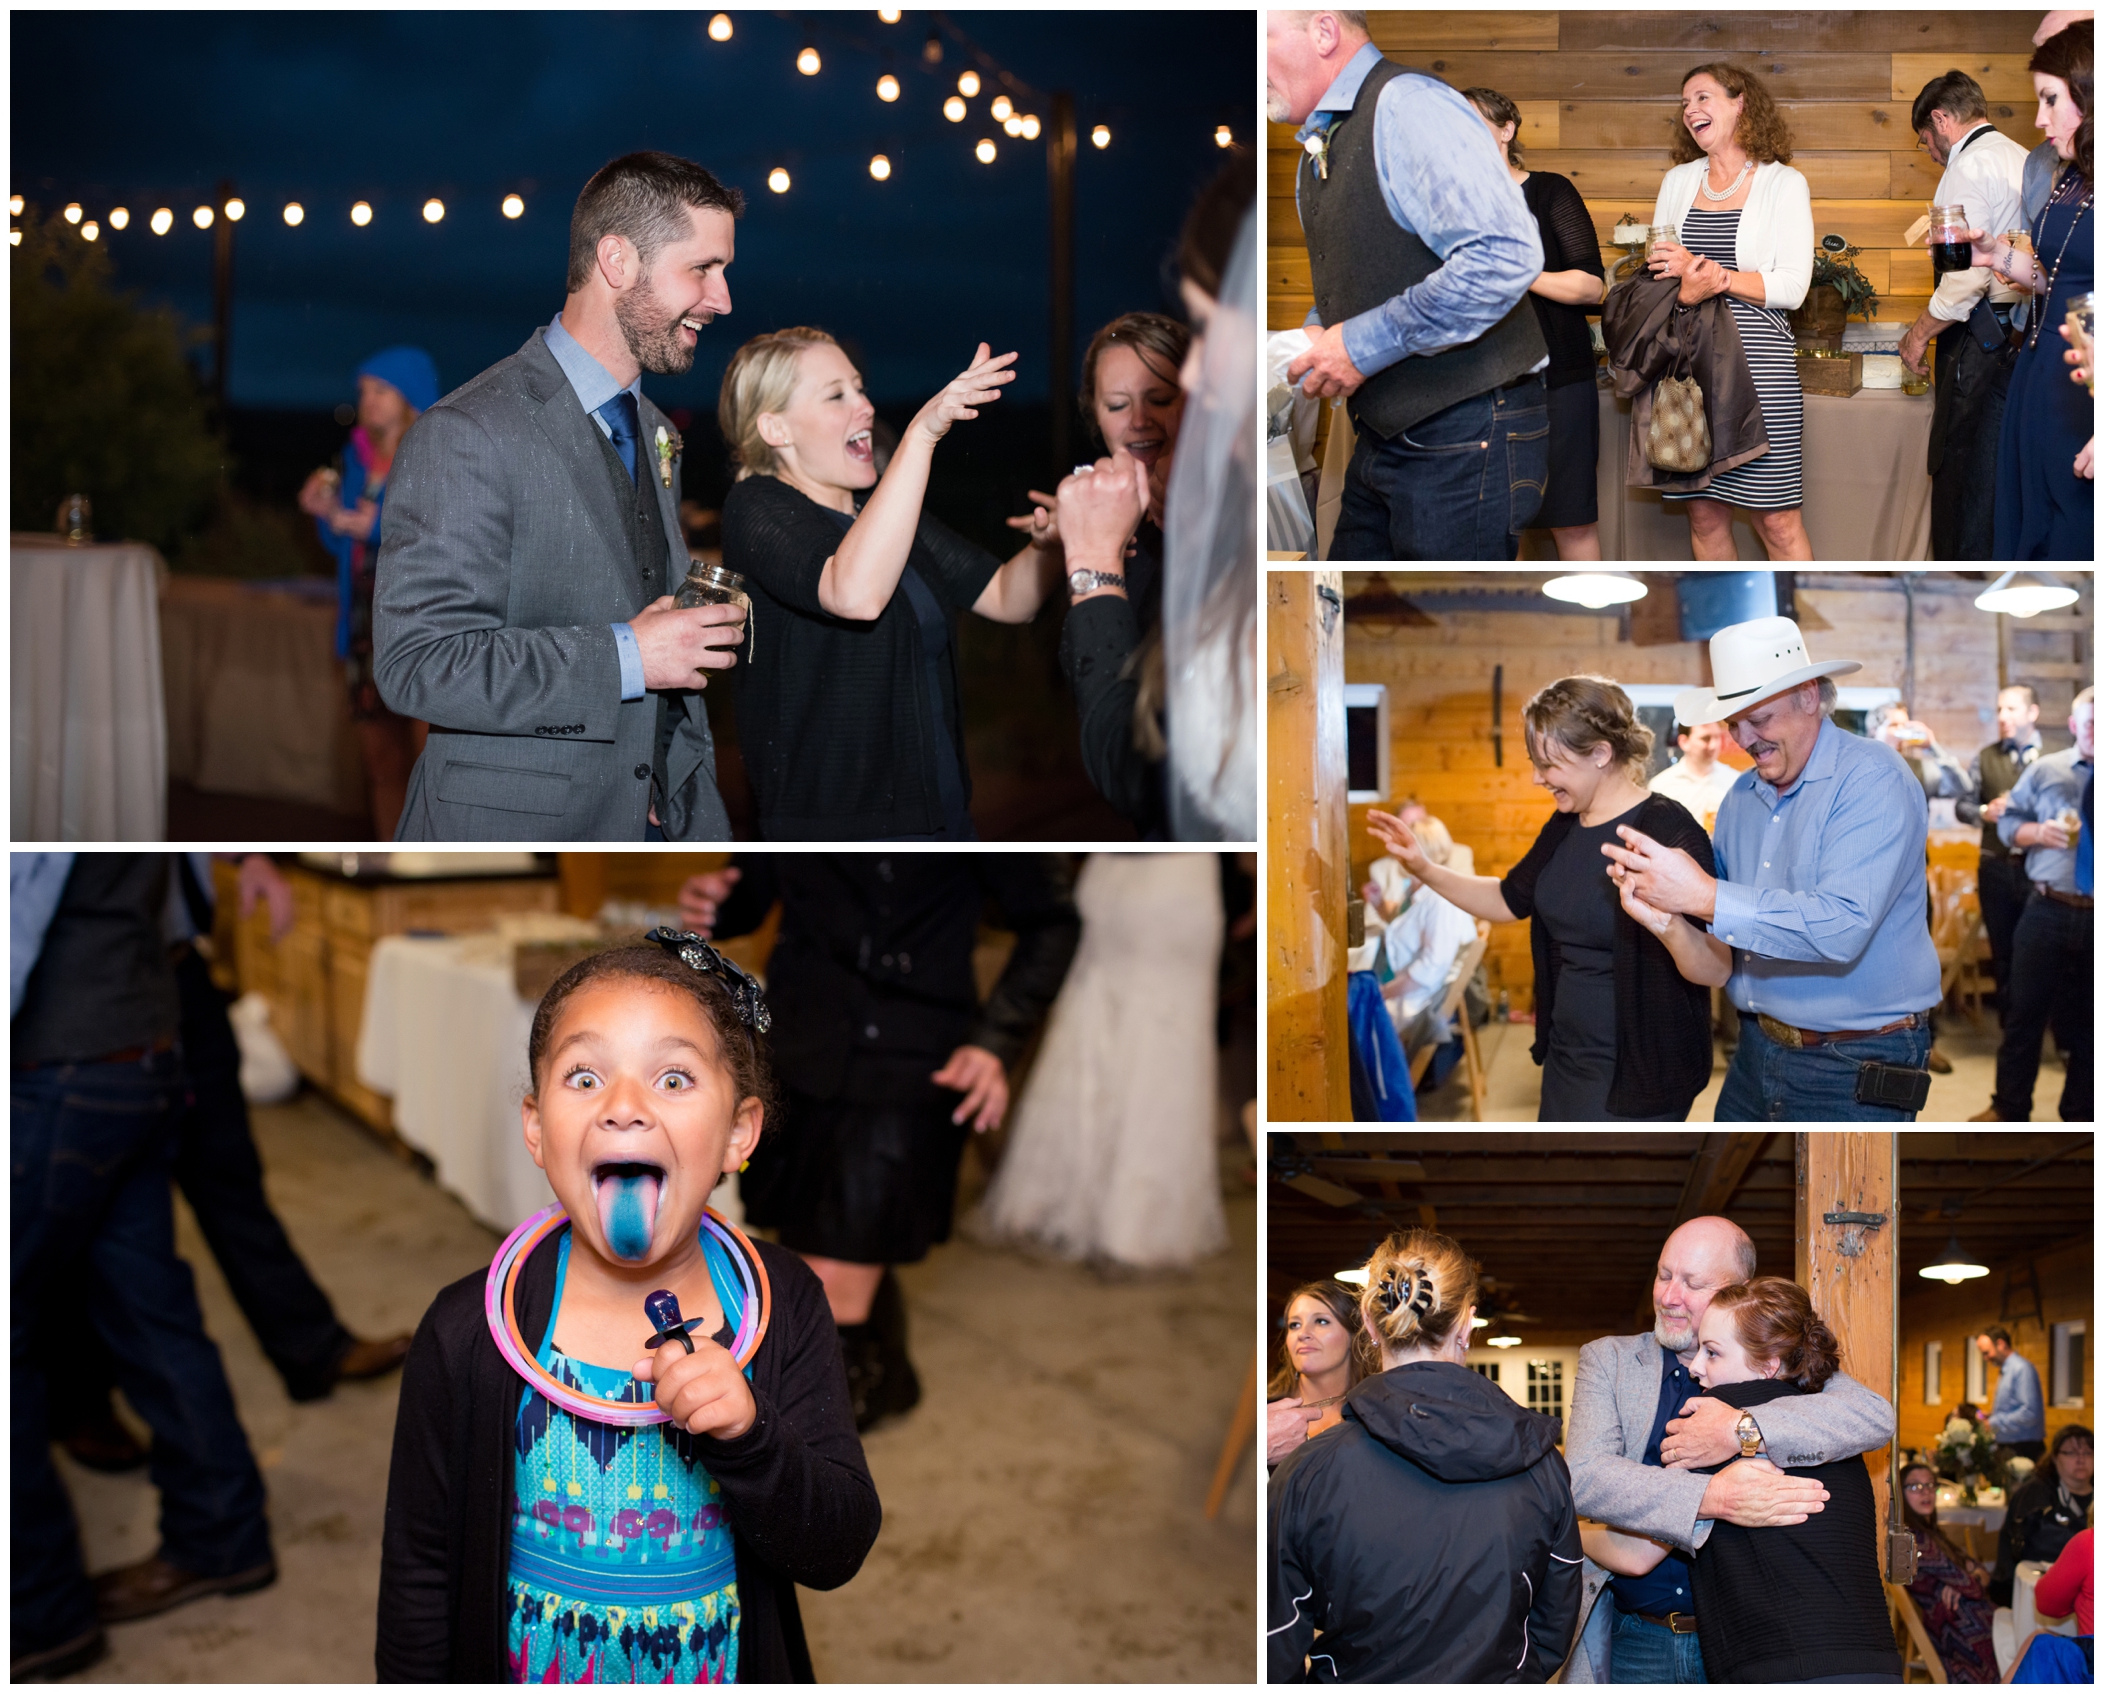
[1672,1130,1774,1226]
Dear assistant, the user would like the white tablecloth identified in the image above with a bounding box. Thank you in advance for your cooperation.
[355,935,553,1234]
[11,535,168,839]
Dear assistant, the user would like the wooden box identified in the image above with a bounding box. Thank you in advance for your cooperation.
[1797,350,1862,397]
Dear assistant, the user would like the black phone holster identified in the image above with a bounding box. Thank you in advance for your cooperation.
[1853,1060,1932,1113]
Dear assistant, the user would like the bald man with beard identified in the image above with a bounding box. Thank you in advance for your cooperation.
[1559,1216,1897,1683]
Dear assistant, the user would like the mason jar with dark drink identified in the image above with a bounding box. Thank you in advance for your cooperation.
[1927,205,1972,277]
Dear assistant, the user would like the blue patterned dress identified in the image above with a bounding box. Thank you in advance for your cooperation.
[507,1228,748,1683]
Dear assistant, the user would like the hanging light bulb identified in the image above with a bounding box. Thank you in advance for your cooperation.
[1975,570,2079,618]
[1002,115,1023,137]
[876,72,900,102]
[351,201,373,226]
[224,197,246,221]
[942,95,965,122]
[80,220,100,242]
[1487,1334,1523,1349]
[1091,124,1111,149]
[108,207,130,230]
[989,93,1013,122]
[1019,113,1041,140]
[1470,1315,1491,1329]
[64,203,83,224]
[974,138,996,164]
[283,202,305,226]
[1542,572,1647,609]
[921,27,942,63]
[869,154,892,181]
[957,70,980,97]
[501,193,525,219]
[193,205,214,229]
[767,167,791,194]
[150,207,174,235]
[8,194,22,216]
[1919,1235,1990,1284]
[707,12,732,41]
[1333,1267,1369,1286]
[796,44,821,75]
[878,8,901,22]
[423,198,445,224]
[8,231,19,247]
[1215,124,1234,148]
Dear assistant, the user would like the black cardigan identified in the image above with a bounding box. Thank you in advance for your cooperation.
[721,475,1001,840]
[376,1231,879,1682]
[1498,792,1716,1118]
[1057,524,1168,836]
[1687,1380,1902,1683]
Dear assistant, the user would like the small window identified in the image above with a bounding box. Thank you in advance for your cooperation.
[1965,1335,1987,1405]
[1470,1361,1500,1384]
[1528,1359,1564,1439]
[1924,1340,1943,1406]
[2052,1321,2087,1409]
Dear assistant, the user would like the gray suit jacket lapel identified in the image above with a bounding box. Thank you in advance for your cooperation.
[518,330,635,581]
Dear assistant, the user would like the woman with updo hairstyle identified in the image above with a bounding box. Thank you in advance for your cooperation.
[717,328,1065,839]
[1583,1277,1902,1682]
[1267,1229,1582,1682]
[1367,675,1718,1120]
[1265,1279,1372,1471]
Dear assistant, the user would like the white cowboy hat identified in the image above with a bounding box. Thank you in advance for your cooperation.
[1673,615,1862,727]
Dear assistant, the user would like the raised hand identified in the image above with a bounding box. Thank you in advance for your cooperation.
[1365,809,1432,879]
[1601,824,1717,920]
[676,868,739,937]
[1054,451,1146,575]
[1004,488,1062,548]
[911,342,1018,446]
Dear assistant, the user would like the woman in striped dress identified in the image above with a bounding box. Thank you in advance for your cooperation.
[1644,64,1817,559]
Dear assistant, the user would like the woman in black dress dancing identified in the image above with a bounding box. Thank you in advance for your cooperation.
[1367,676,1717,1122]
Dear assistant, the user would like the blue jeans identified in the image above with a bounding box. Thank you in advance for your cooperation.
[1715,1014,1933,1122]
[1330,376,1549,560]
[1609,1604,1709,1683]
[12,1052,271,1651]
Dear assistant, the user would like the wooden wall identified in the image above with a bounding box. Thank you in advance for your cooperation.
[1340,571,2041,1012]
[1268,11,2047,337]
[1897,1236,2093,1457]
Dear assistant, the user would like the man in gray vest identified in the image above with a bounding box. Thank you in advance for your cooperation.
[1957,683,2045,1009]
[375,152,747,840]
[1267,9,1548,560]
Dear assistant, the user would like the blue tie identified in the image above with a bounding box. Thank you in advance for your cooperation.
[597,391,641,484]
[2078,767,2093,896]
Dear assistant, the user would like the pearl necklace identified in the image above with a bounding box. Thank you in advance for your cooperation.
[1701,157,1754,201]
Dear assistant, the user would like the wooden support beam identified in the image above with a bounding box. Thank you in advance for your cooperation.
[1672,1131,1772,1227]
[1796,1133,1901,1582]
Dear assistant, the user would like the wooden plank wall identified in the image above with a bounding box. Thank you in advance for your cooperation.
[1340,572,2027,1012]
[1268,11,2046,337]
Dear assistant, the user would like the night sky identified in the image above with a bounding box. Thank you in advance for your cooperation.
[13,10,1252,413]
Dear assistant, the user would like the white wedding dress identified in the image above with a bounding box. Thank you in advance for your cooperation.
[978,852,1227,1269]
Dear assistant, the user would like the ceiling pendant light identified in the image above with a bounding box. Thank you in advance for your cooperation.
[1919,1234,1990,1284]
[1486,1334,1523,1348]
[1975,570,2079,618]
[1543,571,1647,609]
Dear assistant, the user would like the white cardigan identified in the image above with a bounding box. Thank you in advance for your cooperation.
[1651,158,1814,312]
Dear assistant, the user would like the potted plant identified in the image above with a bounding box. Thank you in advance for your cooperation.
[1792,235,1881,346]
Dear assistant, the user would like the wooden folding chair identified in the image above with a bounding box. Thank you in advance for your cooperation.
[1929,865,1986,1028]
[1204,1354,1257,1519]
[1888,1582,1949,1683]
[1404,920,1491,1121]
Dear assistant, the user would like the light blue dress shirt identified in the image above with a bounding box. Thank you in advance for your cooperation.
[1989,1350,2045,1443]
[12,852,77,1018]
[1710,719,1942,1029]
[1295,42,1546,380]
[545,313,650,703]
[1997,748,2093,894]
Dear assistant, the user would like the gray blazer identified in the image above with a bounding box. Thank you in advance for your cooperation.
[373,329,730,841]
[1555,1329,1897,1683]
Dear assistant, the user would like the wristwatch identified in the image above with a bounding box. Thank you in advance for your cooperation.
[1735,1411,1763,1458]
[1067,568,1126,596]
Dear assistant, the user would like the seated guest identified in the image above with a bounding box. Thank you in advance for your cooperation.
[1266,1279,1373,1472]
[1644,63,1816,560]
[717,332,1065,839]
[1267,11,1550,560]
[1900,1461,2001,1682]
[1368,823,1477,1052]
[1992,1424,2094,1605]
[1465,85,1608,562]
[2033,1520,2094,1637]
[1647,719,1742,834]
[1581,1277,1901,1682]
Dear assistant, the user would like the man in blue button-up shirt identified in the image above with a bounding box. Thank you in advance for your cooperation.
[1978,1327,2048,1460]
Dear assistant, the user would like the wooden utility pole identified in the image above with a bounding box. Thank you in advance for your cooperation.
[1795,1133,1909,1582]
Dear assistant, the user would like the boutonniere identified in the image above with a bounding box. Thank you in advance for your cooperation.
[655,424,679,490]
[1303,127,1331,181]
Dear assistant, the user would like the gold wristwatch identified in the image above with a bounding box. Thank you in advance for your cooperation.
[1735,1412,1763,1458]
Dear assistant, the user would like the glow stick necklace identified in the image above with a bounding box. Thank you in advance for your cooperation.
[484,1202,771,1427]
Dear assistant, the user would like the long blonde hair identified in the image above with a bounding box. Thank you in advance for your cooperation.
[717,326,840,480]
[1358,1228,1479,1358]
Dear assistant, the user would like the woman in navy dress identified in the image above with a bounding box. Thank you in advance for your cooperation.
[1969,22,2093,557]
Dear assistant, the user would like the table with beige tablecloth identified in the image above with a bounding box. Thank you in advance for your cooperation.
[11,535,168,840]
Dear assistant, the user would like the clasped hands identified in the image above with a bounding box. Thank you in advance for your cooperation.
[1600,826,1717,925]
[1662,1397,1833,1528]
[1647,240,1730,304]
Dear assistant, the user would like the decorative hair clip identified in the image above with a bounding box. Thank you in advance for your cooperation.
[644,926,772,1035]
[1378,1275,1403,1315]
[1378,1269,1437,1317]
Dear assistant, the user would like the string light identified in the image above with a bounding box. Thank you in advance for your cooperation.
[877,73,900,102]
[1020,113,1041,140]
[767,167,791,193]
[957,70,980,96]
[943,95,965,122]
[81,220,100,241]
[501,193,525,219]
[8,194,21,216]
[193,205,214,229]
[990,94,1013,122]
[9,231,19,247]
[796,44,821,75]
[224,197,246,220]
[108,207,130,230]
[1003,115,1023,137]
[1091,124,1111,149]
[869,154,892,180]
[707,13,732,41]
[921,28,942,63]
[878,7,900,20]
[351,200,373,226]
[422,198,445,223]
[975,138,997,164]
[64,203,83,224]
[150,207,174,235]
[1215,124,1234,148]
[283,202,304,226]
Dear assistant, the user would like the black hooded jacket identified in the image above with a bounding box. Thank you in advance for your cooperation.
[1268,1361,1582,1683]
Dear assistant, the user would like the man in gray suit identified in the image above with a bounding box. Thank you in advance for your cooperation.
[1561,1215,1897,1682]
[375,151,748,840]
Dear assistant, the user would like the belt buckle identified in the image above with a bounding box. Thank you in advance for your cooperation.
[1757,1013,1803,1049]
[1668,1612,1698,1634]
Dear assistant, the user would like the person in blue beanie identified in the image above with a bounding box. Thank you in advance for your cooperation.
[297,345,440,837]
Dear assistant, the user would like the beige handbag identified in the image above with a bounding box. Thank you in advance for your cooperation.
[1645,342,1712,472]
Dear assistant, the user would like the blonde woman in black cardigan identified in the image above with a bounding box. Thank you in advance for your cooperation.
[1368,675,1719,1121]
